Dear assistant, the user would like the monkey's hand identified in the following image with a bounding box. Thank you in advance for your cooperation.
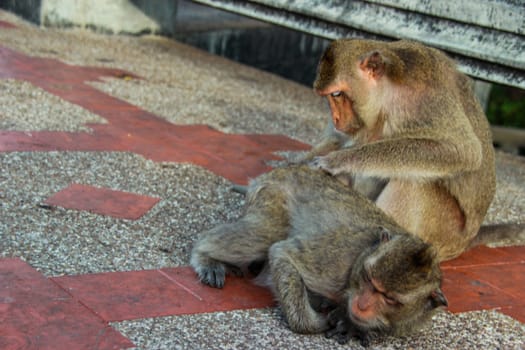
[325,306,352,344]
[308,156,336,175]
[325,307,370,347]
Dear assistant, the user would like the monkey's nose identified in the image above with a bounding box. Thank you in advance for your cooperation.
[357,294,374,311]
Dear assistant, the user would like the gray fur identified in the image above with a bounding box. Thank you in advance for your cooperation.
[190,166,445,343]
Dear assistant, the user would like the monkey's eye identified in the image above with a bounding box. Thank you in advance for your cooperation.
[330,91,343,97]
[363,272,372,284]
[383,295,400,306]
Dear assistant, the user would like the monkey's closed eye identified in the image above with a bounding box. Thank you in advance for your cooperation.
[365,272,401,306]
[383,295,400,306]
[363,272,372,284]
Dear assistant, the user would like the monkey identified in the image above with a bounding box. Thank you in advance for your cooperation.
[305,38,525,261]
[191,165,447,345]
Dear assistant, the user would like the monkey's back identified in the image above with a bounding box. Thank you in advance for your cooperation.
[247,166,402,239]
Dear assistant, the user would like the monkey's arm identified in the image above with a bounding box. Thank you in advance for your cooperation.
[310,136,482,180]
[301,134,346,162]
[300,122,350,162]
[268,241,329,334]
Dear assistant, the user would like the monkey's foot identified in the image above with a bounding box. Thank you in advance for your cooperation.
[194,260,244,289]
[194,260,227,288]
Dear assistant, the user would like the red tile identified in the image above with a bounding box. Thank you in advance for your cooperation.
[0,46,310,185]
[0,301,133,350]
[441,245,525,269]
[44,183,160,220]
[440,245,525,318]
[492,245,525,262]
[52,267,275,322]
[0,258,70,303]
[465,263,525,300]
[441,268,516,313]
[161,266,275,312]
[53,269,197,322]
[0,258,134,350]
[498,305,525,323]
[0,20,16,28]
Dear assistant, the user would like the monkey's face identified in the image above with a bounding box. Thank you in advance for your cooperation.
[346,234,447,335]
[314,40,388,136]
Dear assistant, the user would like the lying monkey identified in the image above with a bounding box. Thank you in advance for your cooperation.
[191,166,447,345]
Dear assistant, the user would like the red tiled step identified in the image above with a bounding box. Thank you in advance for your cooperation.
[441,245,525,268]
[441,245,525,322]
[0,258,134,350]
[0,45,310,185]
[1,245,524,350]
[44,184,160,220]
[0,20,16,28]
[15,248,525,325]
[52,266,275,322]
[498,306,525,324]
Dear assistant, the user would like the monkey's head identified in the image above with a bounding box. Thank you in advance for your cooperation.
[314,39,448,137]
[346,228,447,337]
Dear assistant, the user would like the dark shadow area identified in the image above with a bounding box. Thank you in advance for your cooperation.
[0,0,41,24]
[173,1,524,155]
[174,0,329,87]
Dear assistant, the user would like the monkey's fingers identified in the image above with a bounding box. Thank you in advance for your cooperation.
[336,333,353,345]
[324,317,349,338]
[324,327,343,339]
[358,335,371,347]
[325,327,351,344]
[308,156,335,175]
[326,306,347,327]
[198,264,226,288]
[308,156,324,170]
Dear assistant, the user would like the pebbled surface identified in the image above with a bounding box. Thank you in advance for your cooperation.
[0,10,523,350]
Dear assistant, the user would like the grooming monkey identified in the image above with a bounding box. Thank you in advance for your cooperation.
[191,166,447,345]
[306,38,524,260]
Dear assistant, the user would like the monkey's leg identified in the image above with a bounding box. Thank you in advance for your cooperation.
[268,241,328,334]
[191,217,278,288]
[376,180,470,260]
[191,186,289,288]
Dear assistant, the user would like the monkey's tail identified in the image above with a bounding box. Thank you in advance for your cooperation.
[469,223,525,248]
[231,184,248,195]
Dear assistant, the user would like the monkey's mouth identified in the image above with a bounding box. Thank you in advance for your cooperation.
[336,124,361,134]
[349,312,387,333]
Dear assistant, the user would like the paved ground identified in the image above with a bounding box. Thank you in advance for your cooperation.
[0,10,524,350]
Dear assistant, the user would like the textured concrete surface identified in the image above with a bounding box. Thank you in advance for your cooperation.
[0,10,524,350]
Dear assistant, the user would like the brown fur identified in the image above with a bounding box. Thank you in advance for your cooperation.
[307,39,500,261]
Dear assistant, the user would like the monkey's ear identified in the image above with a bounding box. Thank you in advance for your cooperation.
[429,289,448,309]
[359,51,386,80]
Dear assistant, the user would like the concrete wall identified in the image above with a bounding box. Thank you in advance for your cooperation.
[0,0,178,36]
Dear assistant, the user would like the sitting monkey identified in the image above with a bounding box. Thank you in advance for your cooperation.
[233,39,524,262]
[191,166,447,345]
[306,38,525,260]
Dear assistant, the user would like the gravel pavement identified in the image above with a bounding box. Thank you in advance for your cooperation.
[0,10,523,350]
